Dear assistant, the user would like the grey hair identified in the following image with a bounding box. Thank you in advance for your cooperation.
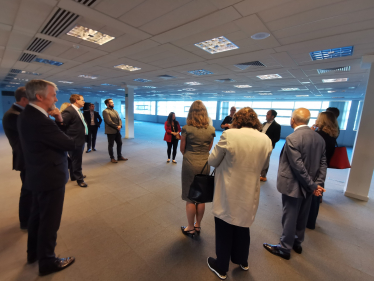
[25,79,58,102]
[292,108,311,125]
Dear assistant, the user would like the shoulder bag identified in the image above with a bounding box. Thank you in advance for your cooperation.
[188,162,215,203]
[329,141,351,169]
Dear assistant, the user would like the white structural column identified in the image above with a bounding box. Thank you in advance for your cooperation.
[125,86,134,139]
[344,58,374,201]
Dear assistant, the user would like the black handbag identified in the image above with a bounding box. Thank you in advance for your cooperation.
[188,162,215,203]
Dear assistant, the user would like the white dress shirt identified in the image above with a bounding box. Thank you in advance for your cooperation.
[90,111,95,125]
[29,103,48,117]
[13,103,25,110]
[262,120,274,134]
[294,124,309,131]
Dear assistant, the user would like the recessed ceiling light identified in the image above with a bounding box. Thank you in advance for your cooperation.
[322,78,348,83]
[251,32,271,40]
[99,91,107,92]
[58,81,73,84]
[182,88,196,91]
[134,78,151,83]
[20,70,41,75]
[300,82,311,84]
[185,82,201,85]
[67,25,115,45]
[79,75,97,79]
[222,91,235,93]
[348,87,355,89]
[35,58,63,66]
[317,66,351,74]
[150,90,160,93]
[295,95,309,97]
[142,86,156,88]
[101,83,116,86]
[327,91,336,93]
[117,89,125,91]
[187,69,213,76]
[244,96,254,98]
[13,78,29,81]
[310,46,353,61]
[194,36,238,54]
[258,93,273,95]
[114,64,141,71]
[257,74,282,80]
[9,82,20,85]
[282,88,300,91]
[234,85,252,88]
[315,94,323,96]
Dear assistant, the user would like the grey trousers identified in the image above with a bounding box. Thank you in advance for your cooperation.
[278,193,313,253]
[261,150,272,177]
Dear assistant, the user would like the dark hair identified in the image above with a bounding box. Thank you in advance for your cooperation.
[15,86,27,102]
[270,109,277,118]
[231,107,262,131]
[326,107,340,118]
[104,98,112,105]
[69,94,82,103]
[167,112,176,126]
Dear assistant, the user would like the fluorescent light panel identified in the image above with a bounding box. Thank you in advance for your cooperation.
[20,70,40,75]
[67,25,115,45]
[79,75,97,79]
[34,58,63,66]
[258,93,272,95]
[114,64,141,71]
[182,88,196,91]
[234,85,252,88]
[101,83,116,86]
[310,46,353,61]
[322,78,348,83]
[134,78,151,82]
[282,88,300,91]
[187,69,213,76]
[194,36,238,54]
[257,74,282,80]
[223,91,235,93]
[142,86,156,88]
[185,82,201,85]
[58,81,73,84]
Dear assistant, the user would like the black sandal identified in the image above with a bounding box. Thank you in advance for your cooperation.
[194,226,201,235]
[181,226,195,237]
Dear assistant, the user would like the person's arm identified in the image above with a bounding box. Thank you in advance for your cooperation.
[221,117,228,129]
[180,126,187,155]
[40,119,76,151]
[208,132,227,168]
[274,123,281,144]
[284,137,319,193]
[103,110,118,130]
[97,112,102,127]
[314,148,327,187]
[165,122,172,135]
[55,108,72,129]
[209,140,214,151]
[118,111,122,128]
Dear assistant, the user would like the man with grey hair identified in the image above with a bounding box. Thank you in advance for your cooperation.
[263,108,327,260]
[2,86,31,230]
[221,106,236,130]
[18,79,76,276]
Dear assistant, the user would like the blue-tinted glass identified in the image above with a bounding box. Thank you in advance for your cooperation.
[310,46,353,61]
[34,58,63,66]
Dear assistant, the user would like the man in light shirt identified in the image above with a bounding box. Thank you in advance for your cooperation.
[260,110,281,182]
[57,94,88,187]
[83,103,102,153]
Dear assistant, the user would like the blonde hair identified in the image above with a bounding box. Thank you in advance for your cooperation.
[25,79,58,102]
[186,100,209,129]
[316,111,339,138]
[60,102,71,112]
[231,107,262,131]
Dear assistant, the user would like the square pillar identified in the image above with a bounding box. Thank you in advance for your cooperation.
[125,86,134,139]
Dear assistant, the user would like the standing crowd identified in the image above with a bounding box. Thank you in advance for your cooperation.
[3,79,340,278]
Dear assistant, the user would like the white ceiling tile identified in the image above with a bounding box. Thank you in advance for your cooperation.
[97,34,142,52]
[111,39,160,59]
[0,0,21,26]
[94,0,147,19]
[271,52,298,68]
[234,0,294,17]
[42,44,72,57]
[58,48,89,60]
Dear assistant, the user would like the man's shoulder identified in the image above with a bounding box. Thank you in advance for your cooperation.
[272,120,281,127]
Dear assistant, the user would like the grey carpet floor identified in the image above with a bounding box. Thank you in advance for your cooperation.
[0,121,373,281]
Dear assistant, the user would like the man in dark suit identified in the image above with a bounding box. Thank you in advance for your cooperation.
[83,103,102,153]
[18,79,76,276]
[260,109,281,182]
[2,86,32,230]
[57,94,88,187]
[263,108,327,260]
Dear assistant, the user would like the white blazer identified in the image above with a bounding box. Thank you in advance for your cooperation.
[208,128,272,228]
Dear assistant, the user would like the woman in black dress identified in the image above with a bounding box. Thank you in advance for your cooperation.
[307,111,339,229]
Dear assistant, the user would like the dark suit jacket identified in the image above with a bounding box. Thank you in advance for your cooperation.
[17,105,76,191]
[262,120,281,148]
[83,110,102,127]
[58,106,86,146]
[2,104,25,171]
[277,126,327,198]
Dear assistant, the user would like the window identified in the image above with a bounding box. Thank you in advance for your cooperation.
[354,101,363,131]
[294,101,322,109]
[157,101,217,120]
[134,101,155,115]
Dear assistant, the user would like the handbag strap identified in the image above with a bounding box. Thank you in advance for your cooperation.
[200,161,216,176]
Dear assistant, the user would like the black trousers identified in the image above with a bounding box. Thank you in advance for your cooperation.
[306,195,321,229]
[27,187,65,266]
[19,170,33,228]
[215,217,250,273]
[167,139,179,160]
[69,145,85,182]
[87,125,98,150]
[107,131,122,159]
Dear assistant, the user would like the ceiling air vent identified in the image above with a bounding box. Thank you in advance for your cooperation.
[234,61,266,70]
[215,79,236,82]
[317,66,351,74]
[74,0,97,6]
[19,53,37,63]
[27,38,52,53]
[41,8,79,37]
[10,69,22,74]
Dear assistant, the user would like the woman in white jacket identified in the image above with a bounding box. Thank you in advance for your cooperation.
[207,107,273,280]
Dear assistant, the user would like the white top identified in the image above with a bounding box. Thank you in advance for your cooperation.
[29,103,48,117]
[90,111,95,125]
[208,128,273,227]
[262,120,274,134]
[294,124,309,131]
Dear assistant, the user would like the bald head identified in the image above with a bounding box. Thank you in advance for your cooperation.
[291,108,310,127]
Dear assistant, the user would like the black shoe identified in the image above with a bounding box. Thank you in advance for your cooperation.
[240,262,249,271]
[181,226,195,237]
[263,243,290,260]
[86,149,92,153]
[39,257,75,276]
[77,181,88,188]
[93,148,97,151]
[207,257,227,280]
[27,255,37,264]
[293,244,302,254]
[72,175,86,181]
